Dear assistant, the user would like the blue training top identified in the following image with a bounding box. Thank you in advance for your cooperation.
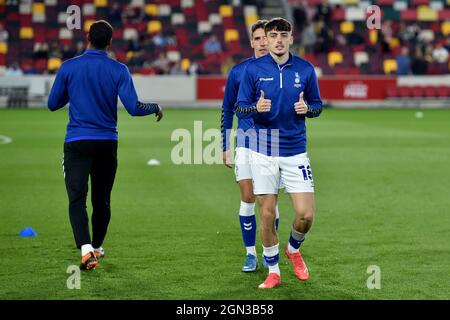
[48,49,160,142]
[235,53,322,157]
[221,56,255,151]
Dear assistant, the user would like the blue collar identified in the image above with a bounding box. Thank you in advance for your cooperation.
[84,49,108,56]
[268,52,293,68]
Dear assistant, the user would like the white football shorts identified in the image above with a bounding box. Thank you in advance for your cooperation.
[250,150,314,194]
[234,147,252,182]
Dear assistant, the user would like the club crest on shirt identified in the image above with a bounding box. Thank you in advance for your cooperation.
[294,72,301,88]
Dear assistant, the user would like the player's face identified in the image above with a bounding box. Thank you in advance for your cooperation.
[250,28,268,58]
[266,30,293,57]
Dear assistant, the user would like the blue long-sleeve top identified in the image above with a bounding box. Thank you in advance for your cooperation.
[221,57,255,151]
[48,49,160,142]
[235,53,322,156]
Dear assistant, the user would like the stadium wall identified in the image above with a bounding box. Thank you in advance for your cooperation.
[0,75,449,108]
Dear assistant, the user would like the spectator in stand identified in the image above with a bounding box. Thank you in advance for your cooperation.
[62,45,76,60]
[348,30,364,46]
[33,43,49,59]
[0,23,8,43]
[380,20,393,53]
[411,48,428,75]
[315,20,331,53]
[127,37,141,52]
[165,32,177,47]
[444,38,450,53]
[432,43,449,64]
[5,62,23,76]
[396,47,411,75]
[314,0,331,26]
[293,2,308,34]
[301,23,316,54]
[152,52,171,74]
[108,3,122,28]
[128,50,146,71]
[152,32,167,48]
[170,61,186,75]
[122,6,143,24]
[49,42,62,59]
[203,35,222,55]
[76,41,86,55]
[221,56,235,75]
[188,61,203,75]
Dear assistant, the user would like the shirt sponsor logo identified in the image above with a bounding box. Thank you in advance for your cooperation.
[259,77,274,81]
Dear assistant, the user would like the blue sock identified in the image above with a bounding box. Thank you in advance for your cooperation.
[239,201,256,252]
[239,214,256,248]
[289,226,305,250]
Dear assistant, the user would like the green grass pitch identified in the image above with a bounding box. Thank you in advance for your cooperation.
[0,108,449,299]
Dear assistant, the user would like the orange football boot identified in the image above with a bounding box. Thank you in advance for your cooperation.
[285,246,309,281]
[258,273,281,289]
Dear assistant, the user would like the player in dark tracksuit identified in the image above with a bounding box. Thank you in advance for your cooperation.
[48,20,163,270]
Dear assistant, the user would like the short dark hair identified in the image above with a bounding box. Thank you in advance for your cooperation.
[264,17,292,34]
[89,20,113,50]
[251,19,269,36]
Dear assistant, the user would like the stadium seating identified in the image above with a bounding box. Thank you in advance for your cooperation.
[386,84,450,99]
[0,0,449,75]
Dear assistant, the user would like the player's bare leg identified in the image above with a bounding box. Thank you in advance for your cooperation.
[257,194,281,288]
[285,192,314,281]
[239,179,255,204]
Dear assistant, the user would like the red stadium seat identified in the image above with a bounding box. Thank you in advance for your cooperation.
[1,0,449,76]
[376,0,394,5]
[439,10,450,21]
[411,0,431,5]
[400,9,417,21]
[424,86,437,98]
[436,86,450,98]
[34,58,48,73]
[332,8,346,21]
[20,15,33,27]
[411,86,424,98]
[386,86,399,98]
[398,86,412,98]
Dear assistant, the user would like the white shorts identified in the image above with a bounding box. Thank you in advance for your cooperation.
[234,147,252,182]
[250,150,315,194]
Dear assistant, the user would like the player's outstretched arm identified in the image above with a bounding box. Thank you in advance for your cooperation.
[118,65,163,120]
[48,65,69,111]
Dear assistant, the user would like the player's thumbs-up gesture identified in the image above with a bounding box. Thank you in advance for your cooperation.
[294,92,308,115]
[256,90,271,113]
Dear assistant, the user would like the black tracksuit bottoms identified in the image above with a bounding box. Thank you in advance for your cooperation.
[63,140,117,249]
